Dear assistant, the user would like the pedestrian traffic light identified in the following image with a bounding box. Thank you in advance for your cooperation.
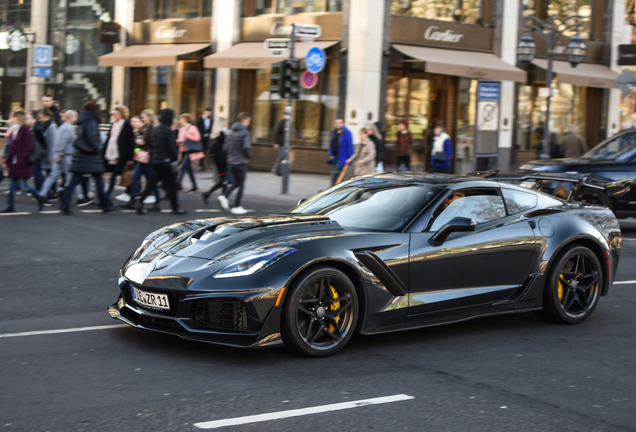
[283,59,301,99]
[270,60,285,96]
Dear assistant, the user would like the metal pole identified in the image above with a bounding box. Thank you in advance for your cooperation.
[542,37,554,160]
[281,24,295,194]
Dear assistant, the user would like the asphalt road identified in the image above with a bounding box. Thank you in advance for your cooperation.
[1,191,635,432]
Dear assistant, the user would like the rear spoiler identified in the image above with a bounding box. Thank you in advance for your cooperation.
[471,170,631,203]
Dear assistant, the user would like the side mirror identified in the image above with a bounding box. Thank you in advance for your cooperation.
[430,217,476,244]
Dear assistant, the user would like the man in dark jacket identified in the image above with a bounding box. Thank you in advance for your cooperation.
[217,112,251,215]
[60,101,115,214]
[136,108,186,215]
[195,107,213,170]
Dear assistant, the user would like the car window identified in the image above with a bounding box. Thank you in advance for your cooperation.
[502,188,538,215]
[584,131,636,162]
[429,189,506,232]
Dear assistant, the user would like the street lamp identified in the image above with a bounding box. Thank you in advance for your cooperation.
[517,16,587,159]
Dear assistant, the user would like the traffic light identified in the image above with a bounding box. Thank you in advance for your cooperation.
[270,60,285,96]
[283,59,301,99]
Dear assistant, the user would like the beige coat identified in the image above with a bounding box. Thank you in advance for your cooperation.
[350,138,377,176]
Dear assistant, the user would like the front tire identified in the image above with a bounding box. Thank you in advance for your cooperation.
[282,267,358,357]
[542,246,602,324]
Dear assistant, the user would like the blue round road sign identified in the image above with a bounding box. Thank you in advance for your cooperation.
[305,46,326,74]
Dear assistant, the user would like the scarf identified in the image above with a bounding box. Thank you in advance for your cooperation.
[432,132,449,154]
[105,119,124,163]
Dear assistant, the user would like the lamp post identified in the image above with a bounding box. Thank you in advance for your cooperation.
[517,16,587,159]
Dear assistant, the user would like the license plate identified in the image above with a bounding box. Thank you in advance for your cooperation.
[130,285,170,311]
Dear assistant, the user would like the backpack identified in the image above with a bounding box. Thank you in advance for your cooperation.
[27,132,47,165]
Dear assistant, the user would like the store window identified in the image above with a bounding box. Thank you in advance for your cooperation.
[243,0,341,16]
[385,72,429,143]
[522,0,592,39]
[515,83,587,154]
[391,0,484,25]
[135,0,212,20]
[249,56,340,148]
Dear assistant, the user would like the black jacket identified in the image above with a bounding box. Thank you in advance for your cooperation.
[149,109,178,164]
[103,120,135,172]
[70,111,105,174]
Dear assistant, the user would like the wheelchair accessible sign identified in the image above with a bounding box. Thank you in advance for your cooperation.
[305,46,326,74]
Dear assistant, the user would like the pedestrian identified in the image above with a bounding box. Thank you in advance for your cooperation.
[202,117,229,205]
[37,108,58,197]
[176,113,202,192]
[328,118,354,185]
[271,113,288,176]
[25,110,47,190]
[125,110,160,209]
[430,125,453,174]
[1,108,45,213]
[367,122,385,172]
[60,100,115,215]
[39,109,77,205]
[346,128,377,177]
[42,95,62,126]
[561,125,587,158]
[104,105,135,199]
[135,108,186,215]
[217,112,251,215]
[195,107,213,171]
[396,120,413,171]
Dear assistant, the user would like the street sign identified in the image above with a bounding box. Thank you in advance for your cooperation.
[265,38,290,56]
[301,70,318,89]
[295,24,321,39]
[305,46,326,74]
[616,69,636,96]
[34,44,53,67]
[32,66,52,78]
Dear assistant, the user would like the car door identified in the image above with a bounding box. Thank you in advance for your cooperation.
[407,186,539,318]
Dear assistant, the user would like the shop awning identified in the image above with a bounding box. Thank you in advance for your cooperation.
[204,41,338,69]
[98,43,210,67]
[392,44,526,82]
[531,59,619,89]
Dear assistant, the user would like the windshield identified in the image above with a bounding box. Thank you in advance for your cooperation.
[583,131,636,162]
[290,179,443,231]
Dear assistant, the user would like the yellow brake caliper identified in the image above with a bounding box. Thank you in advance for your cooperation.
[558,274,564,301]
[329,285,340,333]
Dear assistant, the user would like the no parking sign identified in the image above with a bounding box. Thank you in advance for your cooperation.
[301,70,318,89]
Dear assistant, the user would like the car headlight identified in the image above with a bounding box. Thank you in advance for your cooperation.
[213,247,297,279]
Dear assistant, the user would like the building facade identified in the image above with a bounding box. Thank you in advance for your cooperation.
[0,0,629,172]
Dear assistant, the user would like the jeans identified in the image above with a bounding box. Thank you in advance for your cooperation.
[32,160,45,190]
[7,177,42,207]
[62,172,113,211]
[129,162,160,200]
[139,163,180,211]
[224,163,247,208]
[178,154,197,190]
[39,155,71,198]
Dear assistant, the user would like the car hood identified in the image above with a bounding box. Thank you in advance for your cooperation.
[131,214,342,261]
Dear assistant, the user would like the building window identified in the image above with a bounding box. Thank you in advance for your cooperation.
[135,0,212,20]
[243,0,341,16]
[522,0,592,39]
[515,83,587,153]
[391,0,484,25]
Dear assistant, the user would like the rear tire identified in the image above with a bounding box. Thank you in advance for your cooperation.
[542,246,601,324]
[281,267,358,357]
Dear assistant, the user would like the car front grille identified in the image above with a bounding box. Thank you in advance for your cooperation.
[191,299,248,332]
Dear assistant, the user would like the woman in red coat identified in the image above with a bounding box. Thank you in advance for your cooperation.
[2,109,44,213]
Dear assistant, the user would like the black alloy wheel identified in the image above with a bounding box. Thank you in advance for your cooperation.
[543,246,602,324]
[282,267,358,357]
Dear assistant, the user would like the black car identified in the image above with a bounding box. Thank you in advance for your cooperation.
[108,173,622,357]
[520,128,636,217]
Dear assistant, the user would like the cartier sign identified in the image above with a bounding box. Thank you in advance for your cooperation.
[132,18,212,44]
[392,16,492,51]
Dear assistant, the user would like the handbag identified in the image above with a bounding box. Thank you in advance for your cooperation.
[189,151,205,161]
[134,149,150,163]
[185,139,203,152]
[433,151,447,162]
[119,161,134,186]
[27,138,46,165]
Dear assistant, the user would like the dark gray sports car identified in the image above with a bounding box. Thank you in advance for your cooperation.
[108,173,622,357]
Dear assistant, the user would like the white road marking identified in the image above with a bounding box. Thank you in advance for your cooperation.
[0,324,128,338]
[613,280,636,285]
[195,209,221,212]
[0,212,31,216]
[194,394,415,430]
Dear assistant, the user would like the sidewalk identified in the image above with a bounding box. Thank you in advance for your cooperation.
[192,169,332,206]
